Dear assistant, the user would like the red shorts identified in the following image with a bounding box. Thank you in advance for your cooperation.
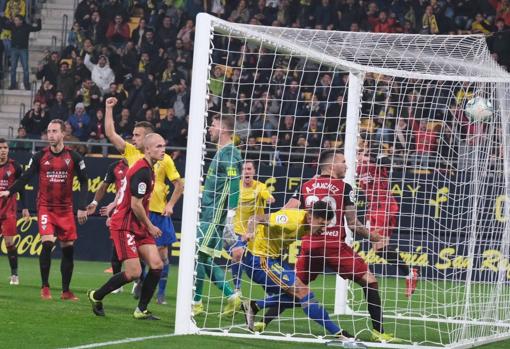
[296,242,368,284]
[0,216,17,237]
[367,202,399,237]
[38,208,77,241]
[111,229,155,262]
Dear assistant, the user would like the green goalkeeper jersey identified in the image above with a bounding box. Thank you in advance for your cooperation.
[198,142,242,257]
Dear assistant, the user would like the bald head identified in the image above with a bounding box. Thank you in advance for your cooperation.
[143,133,166,162]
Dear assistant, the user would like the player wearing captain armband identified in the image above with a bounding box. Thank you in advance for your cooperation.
[226,160,275,294]
[103,97,184,305]
[241,201,355,340]
[193,114,243,317]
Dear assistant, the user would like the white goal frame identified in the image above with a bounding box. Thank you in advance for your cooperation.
[175,13,510,349]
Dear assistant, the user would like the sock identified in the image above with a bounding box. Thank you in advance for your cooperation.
[264,306,287,325]
[61,246,74,292]
[95,271,130,300]
[197,252,234,298]
[210,258,234,298]
[139,259,147,281]
[111,246,122,274]
[363,282,384,333]
[231,261,242,290]
[39,241,54,288]
[157,258,170,298]
[255,293,294,310]
[138,268,162,311]
[6,245,18,276]
[376,248,410,276]
[300,292,340,335]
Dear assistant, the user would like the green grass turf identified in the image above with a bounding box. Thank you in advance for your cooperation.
[1,257,509,349]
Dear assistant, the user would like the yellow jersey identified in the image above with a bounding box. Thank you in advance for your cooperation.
[123,142,181,213]
[234,180,273,235]
[250,209,308,258]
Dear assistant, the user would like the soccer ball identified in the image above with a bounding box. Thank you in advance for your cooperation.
[464,97,493,122]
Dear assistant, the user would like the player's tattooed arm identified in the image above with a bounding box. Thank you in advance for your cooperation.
[344,205,381,242]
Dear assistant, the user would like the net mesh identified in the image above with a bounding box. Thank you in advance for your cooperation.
[188,16,510,347]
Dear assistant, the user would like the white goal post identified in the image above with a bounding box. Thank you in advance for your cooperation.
[176,12,510,349]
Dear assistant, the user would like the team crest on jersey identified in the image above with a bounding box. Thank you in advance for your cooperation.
[275,214,288,224]
[65,159,71,166]
[42,224,47,230]
[6,171,10,177]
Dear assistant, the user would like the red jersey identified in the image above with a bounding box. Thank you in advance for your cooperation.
[9,146,88,212]
[0,159,24,219]
[110,158,154,235]
[357,159,398,213]
[104,159,128,191]
[299,176,355,249]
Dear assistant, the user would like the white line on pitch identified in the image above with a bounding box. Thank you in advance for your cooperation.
[59,334,178,349]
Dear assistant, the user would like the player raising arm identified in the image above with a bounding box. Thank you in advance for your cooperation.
[87,133,167,320]
[0,120,88,301]
[104,97,184,304]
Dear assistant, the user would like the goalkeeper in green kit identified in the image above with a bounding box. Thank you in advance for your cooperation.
[192,114,243,317]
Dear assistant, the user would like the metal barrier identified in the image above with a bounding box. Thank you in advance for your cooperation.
[18,103,25,122]
[30,80,37,104]
[61,15,68,50]
[51,35,57,51]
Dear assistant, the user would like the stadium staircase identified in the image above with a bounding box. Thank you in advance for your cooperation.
[0,0,74,137]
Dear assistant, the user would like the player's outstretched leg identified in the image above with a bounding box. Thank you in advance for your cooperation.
[88,258,139,316]
[60,243,79,300]
[134,244,163,320]
[39,240,54,299]
[6,239,18,285]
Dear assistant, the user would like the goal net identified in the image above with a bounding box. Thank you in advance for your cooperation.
[176,13,510,348]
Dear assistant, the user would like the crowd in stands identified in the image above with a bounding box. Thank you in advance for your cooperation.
[7,0,509,167]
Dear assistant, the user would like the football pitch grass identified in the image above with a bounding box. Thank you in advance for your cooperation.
[1,257,509,349]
